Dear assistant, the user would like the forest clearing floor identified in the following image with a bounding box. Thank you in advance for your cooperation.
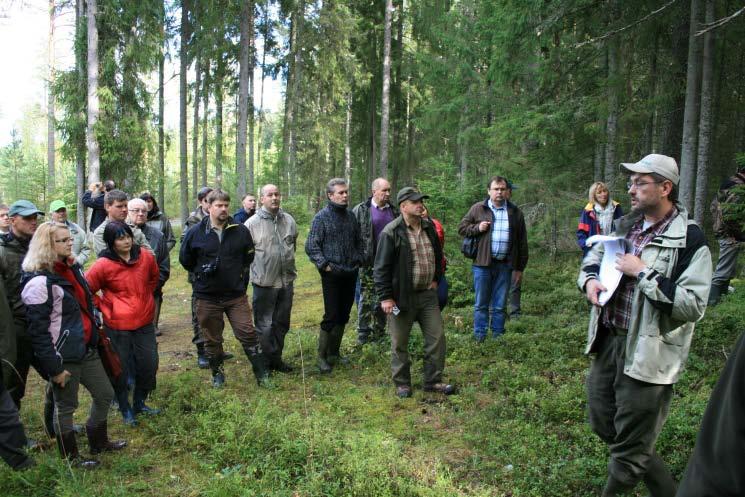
[1,233,743,497]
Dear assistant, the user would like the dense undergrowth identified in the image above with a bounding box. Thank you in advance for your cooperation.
[0,229,742,497]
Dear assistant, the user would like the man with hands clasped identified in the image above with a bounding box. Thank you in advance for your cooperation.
[578,154,712,497]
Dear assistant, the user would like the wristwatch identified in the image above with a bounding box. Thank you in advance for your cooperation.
[637,268,649,281]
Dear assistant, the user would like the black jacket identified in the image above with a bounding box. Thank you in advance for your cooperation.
[179,216,255,301]
[305,201,363,274]
[22,267,99,378]
[82,190,107,232]
[373,216,443,312]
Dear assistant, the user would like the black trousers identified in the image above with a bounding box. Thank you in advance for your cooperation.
[0,371,30,469]
[319,270,358,332]
[5,335,46,409]
[106,325,159,394]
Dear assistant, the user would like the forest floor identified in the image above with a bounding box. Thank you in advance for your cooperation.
[1,232,742,497]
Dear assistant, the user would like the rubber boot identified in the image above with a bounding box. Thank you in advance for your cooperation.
[133,387,161,416]
[86,420,127,455]
[153,293,163,336]
[196,342,209,369]
[317,329,333,374]
[116,389,137,427]
[601,474,635,497]
[707,282,727,306]
[209,357,225,388]
[643,452,677,497]
[244,346,273,388]
[57,431,99,468]
[327,325,349,366]
[43,384,55,438]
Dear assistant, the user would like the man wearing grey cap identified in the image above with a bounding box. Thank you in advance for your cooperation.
[0,200,44,407]
[374,187,454,398]
[578,154,712,497]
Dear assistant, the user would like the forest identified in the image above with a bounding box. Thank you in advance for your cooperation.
[1,0,744,232]
[1,1,745,496]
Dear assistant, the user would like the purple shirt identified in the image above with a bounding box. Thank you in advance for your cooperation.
[371,202,395,245]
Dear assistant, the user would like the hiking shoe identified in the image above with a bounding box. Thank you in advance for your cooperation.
[396,385,413,398]
[423,383,457,395]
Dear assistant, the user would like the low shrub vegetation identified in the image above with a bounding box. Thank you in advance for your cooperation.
[1,229,742,496]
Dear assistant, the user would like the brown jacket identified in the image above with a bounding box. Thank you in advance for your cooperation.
[457,199,529,270]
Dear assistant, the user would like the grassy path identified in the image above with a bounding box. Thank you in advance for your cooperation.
[1,233,742,496]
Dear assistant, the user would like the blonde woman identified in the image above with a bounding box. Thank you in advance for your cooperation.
[577,182,624,256]
[21,222,126,468]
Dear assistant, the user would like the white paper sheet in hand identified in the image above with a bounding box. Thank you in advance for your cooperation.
[585,235,628,306]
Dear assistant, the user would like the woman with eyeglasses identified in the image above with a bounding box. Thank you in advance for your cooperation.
[577,181,624,257]
[86,221,160,427]
[21,222,126,467]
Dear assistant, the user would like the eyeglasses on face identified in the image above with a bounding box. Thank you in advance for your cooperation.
[627,179,664,190]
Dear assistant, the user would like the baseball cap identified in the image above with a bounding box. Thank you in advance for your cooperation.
[49,200,67,212]
[397,187,429,205]
[620,154,679,185]
[8,200,44,217]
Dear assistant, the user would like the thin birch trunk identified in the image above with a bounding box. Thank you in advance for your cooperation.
[86,0,100,184]
[179,0,190,221]
[379,0,393,177]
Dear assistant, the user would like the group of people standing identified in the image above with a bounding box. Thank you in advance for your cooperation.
[0,181,174,469]
[0,154,741,497]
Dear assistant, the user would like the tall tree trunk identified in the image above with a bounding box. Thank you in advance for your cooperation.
[379,0,393,177]
[282,3,303,196]
[248,1,255,196]
[47,0,56,192]
[679,0,703,211]
[201,59,209,188]
[158,11,166,210]
[179,0,190,221]
[604,35,620,187]
[86,0,100,184]
[236,0,251,199]
[192,54,201,202]
[215,59,224,188]
[75,0,86,228]
[645,31,659,153]
[257,2,269,167]
[344,91,352,189]
[694,0,715,225]
[594,140,605,182]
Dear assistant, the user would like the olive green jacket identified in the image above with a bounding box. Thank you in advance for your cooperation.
[578,205,712,385]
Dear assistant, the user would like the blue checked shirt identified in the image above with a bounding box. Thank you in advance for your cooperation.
[488,199,510,260]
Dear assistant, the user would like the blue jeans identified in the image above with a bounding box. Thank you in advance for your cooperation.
[472,262,512,338]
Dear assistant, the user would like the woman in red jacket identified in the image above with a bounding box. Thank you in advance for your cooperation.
[86,221,160,426]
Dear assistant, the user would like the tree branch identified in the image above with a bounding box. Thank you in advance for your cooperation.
[696,6,745,36]
[574,0,681,48]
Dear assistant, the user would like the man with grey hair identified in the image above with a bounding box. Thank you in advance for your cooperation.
[352,178,397,344]
[128,198,170,336]
[305,178,363,373]
[246,184,298,372]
